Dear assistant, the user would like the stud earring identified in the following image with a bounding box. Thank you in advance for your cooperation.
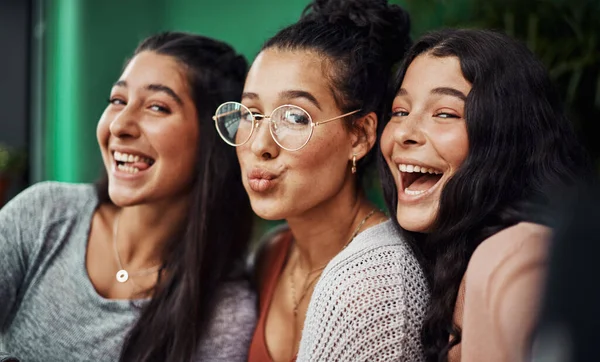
[352,154,357,174]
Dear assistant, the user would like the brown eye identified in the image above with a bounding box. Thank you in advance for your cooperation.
[391,110,409,117]
[434,112,459,119]
[108,98,126,106]
[149,104,171,114]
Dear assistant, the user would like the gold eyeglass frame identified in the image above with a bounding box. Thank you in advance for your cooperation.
[213,101,361,151]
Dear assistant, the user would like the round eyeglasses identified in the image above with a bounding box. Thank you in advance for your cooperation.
[212,101,361,151]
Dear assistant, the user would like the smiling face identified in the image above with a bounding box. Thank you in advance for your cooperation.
[381,54,471,232]
[96,51,199,207]
[235,48,359,220]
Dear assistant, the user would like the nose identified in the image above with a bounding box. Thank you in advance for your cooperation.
[109,105,141,139]
[390,113,426,148]
[249,117,279,160]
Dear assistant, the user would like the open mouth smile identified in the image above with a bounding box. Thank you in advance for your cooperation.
[397,163,444,198]
[112,151,155,175]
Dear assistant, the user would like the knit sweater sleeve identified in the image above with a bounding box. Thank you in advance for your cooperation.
[296,221,429,362]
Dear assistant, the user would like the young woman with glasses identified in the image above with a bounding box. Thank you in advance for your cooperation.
[213,0,429,361]
[0,32,256,362]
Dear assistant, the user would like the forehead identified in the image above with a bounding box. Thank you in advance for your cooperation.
[119,51,188,94]
[244,48,336,109]
[401,54,471,95]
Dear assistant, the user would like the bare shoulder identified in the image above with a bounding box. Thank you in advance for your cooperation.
[465,222,552,299]
[460,223,552,360]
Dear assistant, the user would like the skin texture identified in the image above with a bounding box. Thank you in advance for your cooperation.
[238,48,367,221]
[381,54,471,232]
[97,51,199,208]
[239,48,384,361]
[87,51,199,300]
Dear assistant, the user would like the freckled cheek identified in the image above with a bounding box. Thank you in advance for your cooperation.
[288,153,319,175]
[450,134,469,170]
[154,126,199,166]
[435,128,469,170]
[294,138,346,184]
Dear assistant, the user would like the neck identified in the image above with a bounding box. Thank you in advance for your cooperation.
[287,184,377,272]
[111,196,190,270]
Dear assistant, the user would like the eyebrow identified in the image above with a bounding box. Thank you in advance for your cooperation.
[241,92,258,100]
[241,90,322,111]
[280,90,322,111]
[396,88,408,97]
[431,87,467,101]
[113,80,184,106]
[396,87,467,102]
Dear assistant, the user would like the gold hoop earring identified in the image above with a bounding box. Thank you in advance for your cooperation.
[352,154,357,174]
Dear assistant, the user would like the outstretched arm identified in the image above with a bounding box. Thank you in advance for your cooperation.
[460,223,550,362]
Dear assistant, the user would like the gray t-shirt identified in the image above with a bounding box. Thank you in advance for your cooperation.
[0,182,257,361]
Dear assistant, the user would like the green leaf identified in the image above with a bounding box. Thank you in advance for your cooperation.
[0,144,26,175]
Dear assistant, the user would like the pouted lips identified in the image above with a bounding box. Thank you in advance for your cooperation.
[247,168,279,193]
[397,163,443,197]
[112,150,156,175]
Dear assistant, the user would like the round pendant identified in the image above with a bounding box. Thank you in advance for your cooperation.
[116,269,129,283]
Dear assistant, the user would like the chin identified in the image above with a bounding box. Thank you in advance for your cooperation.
[108,186,146,207]
[252,208,287,221]
[249,200,287,221]
[396,210,434,233]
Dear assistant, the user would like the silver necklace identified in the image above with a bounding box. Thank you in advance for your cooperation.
[112,212,162,283]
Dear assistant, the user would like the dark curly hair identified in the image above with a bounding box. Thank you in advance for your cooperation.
[378,28,591,361]
[263,0,411,183]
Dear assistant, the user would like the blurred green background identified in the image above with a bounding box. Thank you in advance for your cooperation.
[1,0,598,239]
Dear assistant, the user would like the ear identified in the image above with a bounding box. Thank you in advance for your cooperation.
[349,111,378,160]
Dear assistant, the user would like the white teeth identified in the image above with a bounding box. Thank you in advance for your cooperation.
[404,188,427,195]
[398,163,442,175]
[114,151,152,165]
[117,163,140,174]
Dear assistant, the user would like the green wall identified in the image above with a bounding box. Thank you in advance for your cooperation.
[41,0,312,183]
[40,0,479,183]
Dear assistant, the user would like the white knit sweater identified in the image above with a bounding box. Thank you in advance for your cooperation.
[296,220,429,361]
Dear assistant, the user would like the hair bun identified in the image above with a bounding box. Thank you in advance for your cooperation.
[305,0,388,27]
[303,0,411,61]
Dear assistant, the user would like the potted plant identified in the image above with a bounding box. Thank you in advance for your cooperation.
[0,143,26,207]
